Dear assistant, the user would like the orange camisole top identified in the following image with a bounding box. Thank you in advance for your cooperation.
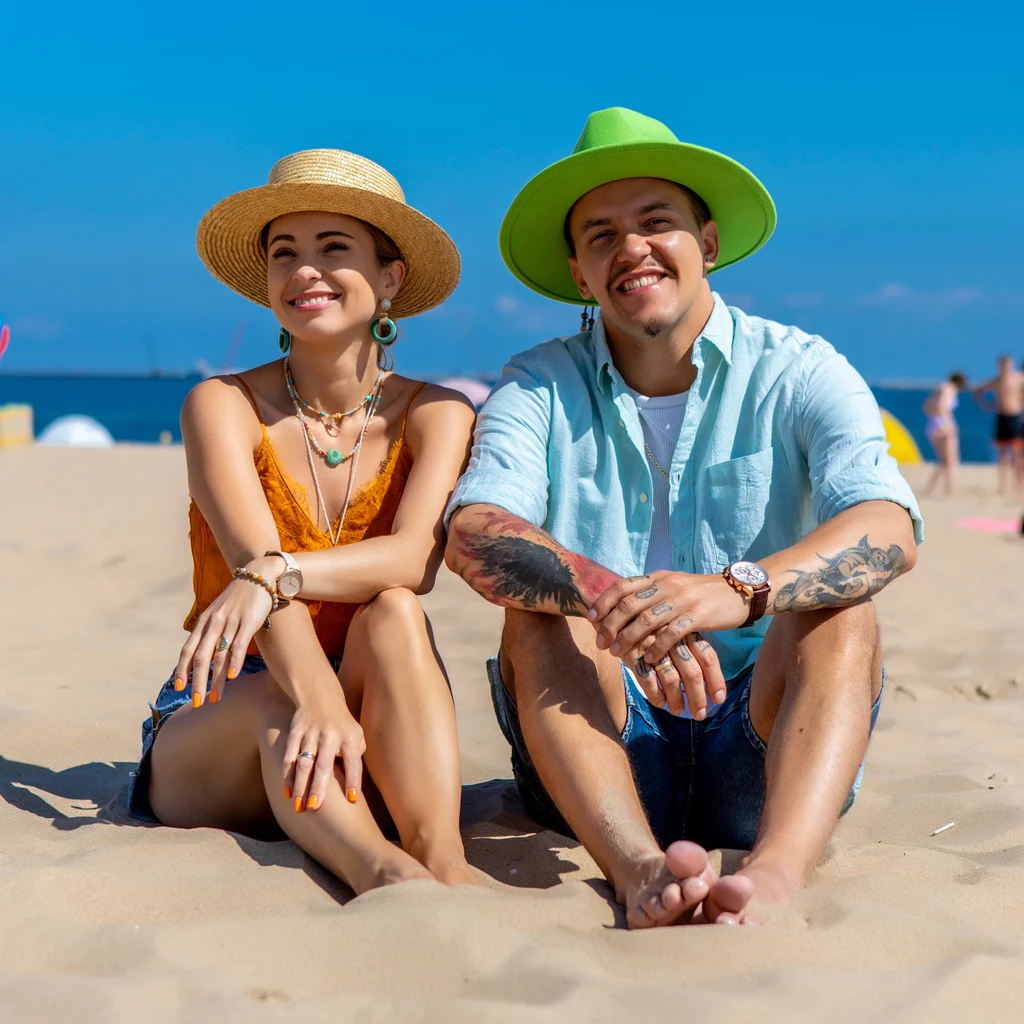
[184,376,425,658]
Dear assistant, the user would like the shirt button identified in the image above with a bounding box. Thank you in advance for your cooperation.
[639,493,649,503]
[618,418,625,427]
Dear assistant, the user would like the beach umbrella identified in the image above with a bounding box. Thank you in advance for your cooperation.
[37,415,115,447]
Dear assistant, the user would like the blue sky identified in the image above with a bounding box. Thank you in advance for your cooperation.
[1,0,1020,383]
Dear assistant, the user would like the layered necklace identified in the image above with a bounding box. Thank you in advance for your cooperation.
[283,357,385,545]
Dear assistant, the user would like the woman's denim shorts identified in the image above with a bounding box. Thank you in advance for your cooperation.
[488,655,883,852]
[125,655,271,823]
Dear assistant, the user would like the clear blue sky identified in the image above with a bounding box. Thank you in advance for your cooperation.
[1,1,1020,383]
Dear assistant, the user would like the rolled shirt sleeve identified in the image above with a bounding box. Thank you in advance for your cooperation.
[445,356,552,529]
[797,348,924,544]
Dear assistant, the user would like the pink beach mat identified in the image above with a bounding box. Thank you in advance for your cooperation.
[956,517,1022,533]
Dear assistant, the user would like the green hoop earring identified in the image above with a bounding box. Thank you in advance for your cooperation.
[278,328,292,355]
[371,317,397,344]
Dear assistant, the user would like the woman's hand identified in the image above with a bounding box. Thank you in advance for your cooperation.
[587,571,747,718]
[174,575,273,705]
[283,687,365,812]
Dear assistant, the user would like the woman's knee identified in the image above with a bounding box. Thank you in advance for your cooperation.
[354,588,429,646]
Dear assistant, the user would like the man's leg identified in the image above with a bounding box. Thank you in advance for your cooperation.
[702,601,883,923]
[500,609,715,928]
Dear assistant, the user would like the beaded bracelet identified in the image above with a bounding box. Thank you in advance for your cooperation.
[232,567,283,628]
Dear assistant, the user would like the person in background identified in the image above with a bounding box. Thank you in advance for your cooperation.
[972,355,1024,496]
[922,372,967,497]
[126,149,479,895]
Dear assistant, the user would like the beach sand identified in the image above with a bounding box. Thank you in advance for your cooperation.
[1,447,1022,1022]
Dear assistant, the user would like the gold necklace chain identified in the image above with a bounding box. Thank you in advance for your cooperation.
[644,438,671,480]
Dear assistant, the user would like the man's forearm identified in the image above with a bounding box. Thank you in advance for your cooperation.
[762,501,917,614]
[445,504,620,616]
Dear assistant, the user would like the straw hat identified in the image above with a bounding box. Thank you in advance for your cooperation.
[196,149,460,319]
[500,107,775,305]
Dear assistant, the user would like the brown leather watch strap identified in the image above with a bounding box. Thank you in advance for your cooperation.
[742,585,770,628]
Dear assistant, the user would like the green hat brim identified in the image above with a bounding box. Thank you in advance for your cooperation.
[499,140,776,305]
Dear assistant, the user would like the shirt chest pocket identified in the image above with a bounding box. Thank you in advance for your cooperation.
[703,448,775,566]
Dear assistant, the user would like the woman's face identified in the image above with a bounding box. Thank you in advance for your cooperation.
[265,211,405,344]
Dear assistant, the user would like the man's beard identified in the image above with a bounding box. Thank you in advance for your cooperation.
[639,316,670,339]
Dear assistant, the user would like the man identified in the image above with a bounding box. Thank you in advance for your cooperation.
[972,355,1024,495]
[445,108,922,926]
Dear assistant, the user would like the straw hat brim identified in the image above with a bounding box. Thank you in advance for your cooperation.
[499,141,776,305]
[196,182,461,319]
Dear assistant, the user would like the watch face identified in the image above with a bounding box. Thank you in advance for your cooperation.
[730,561,768,588]
[278,570,302,599]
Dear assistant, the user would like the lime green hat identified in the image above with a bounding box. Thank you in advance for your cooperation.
[499,107,776,305]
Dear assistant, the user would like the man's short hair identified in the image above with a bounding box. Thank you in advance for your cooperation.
[563,180,712,257]
[949,372,968,390]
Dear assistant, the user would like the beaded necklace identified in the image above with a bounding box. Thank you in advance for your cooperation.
[283,360,385,546]
[284,358,384,467]
[284,358,378,436]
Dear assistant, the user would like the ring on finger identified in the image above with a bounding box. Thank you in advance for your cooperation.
[296,751,316,762]
[216,636,230,652]
[655,656,674,673]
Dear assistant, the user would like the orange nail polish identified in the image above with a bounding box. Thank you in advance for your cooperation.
[173,678,185,692]
[227,667,237,680]
[347,788,358,803]
[192,692,202,708]
[294,796,303,812]
[284,786,292,800]
[308,794,319,810]
[209,689,219,704]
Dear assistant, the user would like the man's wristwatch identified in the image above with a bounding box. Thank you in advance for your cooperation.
[265,550,303,601]
[721,561,771,627]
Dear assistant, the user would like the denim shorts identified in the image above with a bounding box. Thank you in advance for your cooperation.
[487,655,883,852]
[125,655,271,823]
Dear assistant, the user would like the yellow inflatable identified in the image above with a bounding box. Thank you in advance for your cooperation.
[880,408,922,464]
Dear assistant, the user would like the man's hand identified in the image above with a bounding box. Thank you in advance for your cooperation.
[587,571,749,718]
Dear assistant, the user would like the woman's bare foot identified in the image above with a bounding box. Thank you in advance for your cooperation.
[408,836,481,887]
[623,841,716,929]
[700,854,801,925]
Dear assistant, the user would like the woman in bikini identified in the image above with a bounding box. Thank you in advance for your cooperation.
[923,371,967,497]
[127,149,479,892]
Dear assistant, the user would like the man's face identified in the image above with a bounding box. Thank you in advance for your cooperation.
[567,177,718,340]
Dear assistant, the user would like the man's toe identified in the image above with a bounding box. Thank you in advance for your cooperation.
[664,840,709,882]
[702,874,755,923]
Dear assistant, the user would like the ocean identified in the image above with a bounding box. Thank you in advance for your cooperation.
[0,373,1000,464]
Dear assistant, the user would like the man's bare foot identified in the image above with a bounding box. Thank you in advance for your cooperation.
[700,854,801,925]
[622,841,716,929]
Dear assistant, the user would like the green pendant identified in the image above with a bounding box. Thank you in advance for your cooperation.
[325,448,344,467]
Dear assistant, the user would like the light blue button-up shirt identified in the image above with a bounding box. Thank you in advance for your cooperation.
[447,293,923,681]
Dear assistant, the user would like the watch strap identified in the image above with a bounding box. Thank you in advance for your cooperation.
[265,549,299,571]
[742,585,770,628]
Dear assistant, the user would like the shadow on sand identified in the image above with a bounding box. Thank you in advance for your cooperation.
[0,756,585,898]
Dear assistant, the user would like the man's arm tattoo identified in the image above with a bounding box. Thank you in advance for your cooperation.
[456,531,587,614]
[772,535,907,613]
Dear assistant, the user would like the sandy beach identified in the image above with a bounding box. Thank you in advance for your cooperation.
[1,445,1023,1022]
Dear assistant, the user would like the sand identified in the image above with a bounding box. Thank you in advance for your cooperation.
[1,446,1023,1022]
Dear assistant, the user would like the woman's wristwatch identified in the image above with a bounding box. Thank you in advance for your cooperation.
[721,561,771,627]
[265,549,303,600]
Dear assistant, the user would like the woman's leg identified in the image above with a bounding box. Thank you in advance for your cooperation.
[946,431,960,495]
[339,588,477,886]
[147,669,433,894]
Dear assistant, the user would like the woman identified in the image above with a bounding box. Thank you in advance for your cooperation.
[127,149,478,893]
[923,371,967,497]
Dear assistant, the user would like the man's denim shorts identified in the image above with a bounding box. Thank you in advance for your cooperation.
[487,655,883,852]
